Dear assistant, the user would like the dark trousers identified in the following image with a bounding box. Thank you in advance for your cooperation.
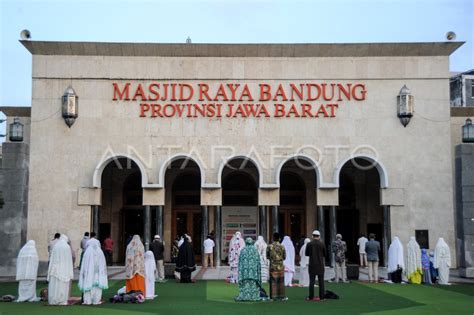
[104,250,113,266]
[309,272,325,299]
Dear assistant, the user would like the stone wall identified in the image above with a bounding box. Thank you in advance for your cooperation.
[455,144,474,277]
[0,142,29,276]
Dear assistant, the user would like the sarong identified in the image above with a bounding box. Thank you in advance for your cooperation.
[269,271,285,300]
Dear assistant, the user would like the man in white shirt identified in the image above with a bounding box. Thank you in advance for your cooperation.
[203,235,215,268]
[357,234,368,267]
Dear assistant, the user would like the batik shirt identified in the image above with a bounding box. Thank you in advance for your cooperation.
[332,239,347,264]
[266,241,286,272]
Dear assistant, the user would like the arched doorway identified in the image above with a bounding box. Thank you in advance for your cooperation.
[221,158,259,263]
[100,158,143,263]
[276,157,316,253]
[166,159,202,261]
[338,158,383,263]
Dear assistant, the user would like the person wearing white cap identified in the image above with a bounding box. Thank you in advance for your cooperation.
[150,235,165,282]
[305,230,326,301]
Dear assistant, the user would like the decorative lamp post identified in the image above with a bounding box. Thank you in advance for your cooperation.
[9,117,24,142]
[397,85,414,127]
[62,86,78,127]
[462,118,474,143]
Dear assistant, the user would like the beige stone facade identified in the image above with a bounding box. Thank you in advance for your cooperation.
[21,41,461,265]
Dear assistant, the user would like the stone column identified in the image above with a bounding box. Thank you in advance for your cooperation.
[317,206,325,242]
[215,206,222,267]
[271,205,279,234]
[201,205,209,265]
[383,205,391,267]
[259,206,268,241]
[92,205,100,237]
[329,206,337,267]
[155,205,164,238]
[144,205,151,250]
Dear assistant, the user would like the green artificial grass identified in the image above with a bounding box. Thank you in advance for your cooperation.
[0,280,472,315]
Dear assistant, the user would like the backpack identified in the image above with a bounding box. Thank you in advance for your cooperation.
[324,290,339,299]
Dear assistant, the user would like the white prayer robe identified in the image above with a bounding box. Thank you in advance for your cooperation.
[254,236,269,283]
[434,238,451,285]
[299,238,311,287]
[47,235,74,305]
[144,251,157,299]
[282,236,295,286]
[388,236,405,273]
[78,239,108,305]
[16,240,40,302]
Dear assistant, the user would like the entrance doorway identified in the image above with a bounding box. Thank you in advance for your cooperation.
[338,158,384,264]
[174,210,203,258]
[166,159,202,263]
[100,158,144,264]
[278,210,305,244]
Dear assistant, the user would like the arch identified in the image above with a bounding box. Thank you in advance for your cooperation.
[158,153,205,188]
[92,154,149,188]
[275,154,323,188]
[333,154,389,188]
[217,155,263,188]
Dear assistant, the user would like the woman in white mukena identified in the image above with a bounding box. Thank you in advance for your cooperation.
[47,234,74,305]
[16,240,40,302]
[78,238,108,305]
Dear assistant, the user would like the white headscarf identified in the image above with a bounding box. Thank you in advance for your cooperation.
[254,236,268,264]
[47,234,74,282]
[144,251,156,280]
[406,236,421,276]
[281,236,295,273]
[299,238,311,268]
[388,236,405,273]
[16,240,39,281]
[78,238,108,292]
[434,237,451,269]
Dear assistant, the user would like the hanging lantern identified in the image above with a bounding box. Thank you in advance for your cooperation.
[9,117,24,142]
[62,86,78,127]
[462,118,474,143]
[397,85,414,127]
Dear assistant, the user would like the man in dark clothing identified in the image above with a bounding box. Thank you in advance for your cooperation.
[150,235,165,282]
[305,230,326,301]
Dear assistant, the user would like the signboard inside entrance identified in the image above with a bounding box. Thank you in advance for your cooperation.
[221,207,258,259]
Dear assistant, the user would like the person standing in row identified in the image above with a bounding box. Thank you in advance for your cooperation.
[203,234,215,268]
[78,238,108,305]
[176,236,196,283]
[388,237,404,283]
[103,235,114,266]
[79,232,89,269]
[235,238,262,302]
[48,233,61,261]
[16,240,40,302]
[48,235,74,305]
[125,235,146,294]
[281,236,295,287]
[298,238,311,287]
[406,237,422,284]
[150,235,165,282]
[357,234,368,267]
[332,234,348,283]
[144,251,157,299]
[266,232,287,301]
[365,233,380,283]
[254,236,269,283]
[434,237,451,285]
[305,230,326,302]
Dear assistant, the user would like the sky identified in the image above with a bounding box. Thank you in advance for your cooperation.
[0,0,473,133]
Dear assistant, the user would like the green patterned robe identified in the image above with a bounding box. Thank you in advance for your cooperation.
[235,238,262,302]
